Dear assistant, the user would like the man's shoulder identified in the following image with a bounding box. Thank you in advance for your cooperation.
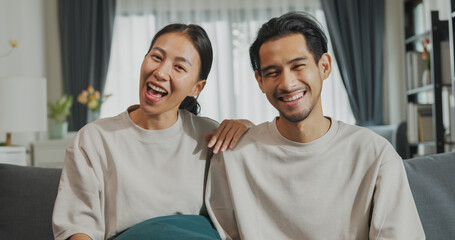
[224,121,272,154]
[337,121,390,143]
[336,121,398,157]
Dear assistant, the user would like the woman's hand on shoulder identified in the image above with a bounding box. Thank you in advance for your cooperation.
[206,119,255,154]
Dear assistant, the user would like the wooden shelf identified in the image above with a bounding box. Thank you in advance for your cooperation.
[406,84,433,95]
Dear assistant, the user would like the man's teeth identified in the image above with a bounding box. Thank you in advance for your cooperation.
[148,83,167,94]
[283,93,304,102]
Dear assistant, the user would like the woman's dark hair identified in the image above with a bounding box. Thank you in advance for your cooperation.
[147,23,213,115]
[249,12,328,76]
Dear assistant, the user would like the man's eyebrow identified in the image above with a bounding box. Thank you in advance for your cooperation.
[287,57,307,64]
[260,65,279,73]
[260,57,308,73]
[151,47,192,66]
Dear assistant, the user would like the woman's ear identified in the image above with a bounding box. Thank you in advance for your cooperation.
[318,53,332,80]
[189,80,207,97]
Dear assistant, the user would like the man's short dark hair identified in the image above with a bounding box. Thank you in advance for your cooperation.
[249,11,328,76]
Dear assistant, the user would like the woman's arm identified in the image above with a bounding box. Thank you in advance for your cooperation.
[206,119,255,154]
[69,233,93,240]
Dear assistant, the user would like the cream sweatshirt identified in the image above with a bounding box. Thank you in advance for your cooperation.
[53,106,218,240]
[206,118,425,240]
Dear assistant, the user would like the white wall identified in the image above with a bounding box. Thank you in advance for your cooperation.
[1,0,448,147]
[0,0,62,164]
[423,0,450,27]
[383,0,406,125]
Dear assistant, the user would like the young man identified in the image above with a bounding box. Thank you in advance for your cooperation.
[205,12,425,240]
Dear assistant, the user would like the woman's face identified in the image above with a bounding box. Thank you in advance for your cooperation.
[139,32,205,117]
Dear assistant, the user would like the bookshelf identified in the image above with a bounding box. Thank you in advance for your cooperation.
[404,4,451,156]
[449,0,455,154]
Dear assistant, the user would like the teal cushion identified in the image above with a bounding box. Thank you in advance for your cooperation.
[114,215,221,240]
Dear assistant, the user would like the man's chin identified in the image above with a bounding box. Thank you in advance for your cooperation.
[279,110,312,123]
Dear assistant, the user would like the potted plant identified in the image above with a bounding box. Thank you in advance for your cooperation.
[48,95,73,139]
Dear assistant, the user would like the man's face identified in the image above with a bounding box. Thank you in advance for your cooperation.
[255,33,331,123]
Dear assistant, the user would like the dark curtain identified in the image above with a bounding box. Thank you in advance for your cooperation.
[59,0,116,131]
[321,0,385,125]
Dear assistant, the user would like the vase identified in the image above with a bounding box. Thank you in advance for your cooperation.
[421,69,431,86]
[49,122,68,139]
[88,110,100,123]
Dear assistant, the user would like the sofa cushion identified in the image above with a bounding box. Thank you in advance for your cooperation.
[404,152,455,239]
[0,163,61,240]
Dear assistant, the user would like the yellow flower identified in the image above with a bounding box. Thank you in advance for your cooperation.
[77,93,88,104]
[89,94,97,102]
[88,100,98,109]
[87,86,95,94]
[8,39,19,48]
[94,91,101,99]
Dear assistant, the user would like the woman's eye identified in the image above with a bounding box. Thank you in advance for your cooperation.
[175,65,186,72]
[151,55,162,61]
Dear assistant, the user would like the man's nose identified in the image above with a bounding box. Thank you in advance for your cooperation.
[279,69,297,90]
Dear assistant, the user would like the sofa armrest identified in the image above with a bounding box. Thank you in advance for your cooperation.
[404,152,455,239]
[0,163,62,240]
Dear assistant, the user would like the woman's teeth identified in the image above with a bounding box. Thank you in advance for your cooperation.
[282,92,304,102]
[148,83,167,94]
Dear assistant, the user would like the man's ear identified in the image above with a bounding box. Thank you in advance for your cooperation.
[255,71,265,93]
[189,80,206,97]
[318,53,332,80]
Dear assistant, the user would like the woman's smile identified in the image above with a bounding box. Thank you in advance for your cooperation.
[145,82,168,102]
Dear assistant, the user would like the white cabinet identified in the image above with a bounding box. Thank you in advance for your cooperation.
[31,134,74,168]
[0,146,27,166]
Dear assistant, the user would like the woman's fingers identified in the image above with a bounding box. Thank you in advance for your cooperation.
[212,120,234,154]
[208,119,254,154]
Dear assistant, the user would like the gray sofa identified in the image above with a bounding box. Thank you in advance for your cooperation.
[0,152,454,239]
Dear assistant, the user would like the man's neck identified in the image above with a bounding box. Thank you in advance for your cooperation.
[276,111,331,143]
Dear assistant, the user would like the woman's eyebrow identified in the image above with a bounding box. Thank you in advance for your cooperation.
[152,47,166,55]
[175,57,192,66]
[151,47,191,66]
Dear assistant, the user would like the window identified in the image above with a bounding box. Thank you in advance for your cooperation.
[101,0,355,124]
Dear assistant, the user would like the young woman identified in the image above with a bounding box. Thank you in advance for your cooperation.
[52,24,251,240]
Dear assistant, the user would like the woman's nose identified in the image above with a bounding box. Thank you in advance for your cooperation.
[154,63,171,81]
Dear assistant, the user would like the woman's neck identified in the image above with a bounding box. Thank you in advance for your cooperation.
[129,107,179,130]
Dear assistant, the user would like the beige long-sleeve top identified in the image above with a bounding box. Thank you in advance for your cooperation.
[206,118,425,240]
[53,106,218,240]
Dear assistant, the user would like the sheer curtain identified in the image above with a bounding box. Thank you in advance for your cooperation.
[102,0,355,125]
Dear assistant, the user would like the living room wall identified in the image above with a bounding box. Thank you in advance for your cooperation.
[0,0,451,146]
[0,0,47,148]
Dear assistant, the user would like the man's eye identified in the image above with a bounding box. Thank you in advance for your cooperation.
[265,72,278,77]
[293,64,305,70]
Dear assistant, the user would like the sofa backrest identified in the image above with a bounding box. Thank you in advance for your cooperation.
[404,152,455,239]
[0,163,62,240]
